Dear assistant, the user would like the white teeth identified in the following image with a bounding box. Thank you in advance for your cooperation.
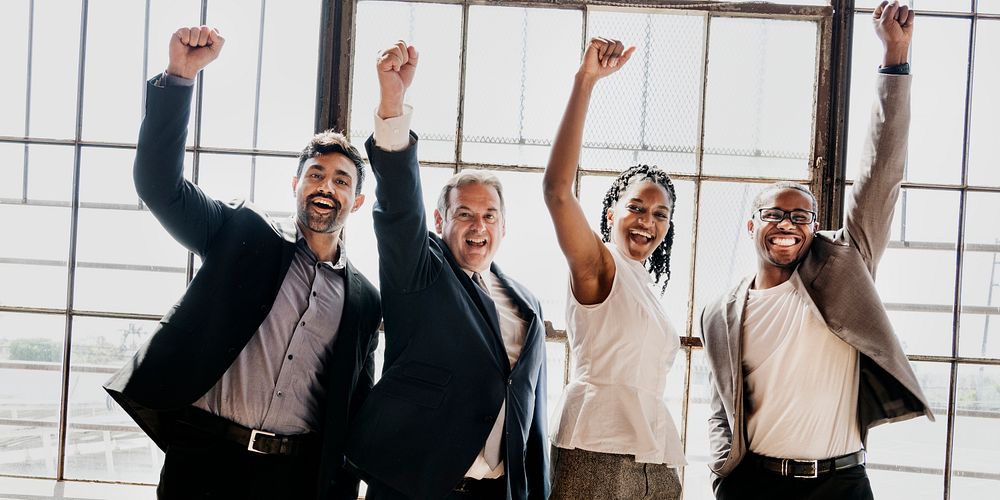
[312,199,334,208]
[629,229,653,240]
[466,238,486,247]
[770,236,797,247]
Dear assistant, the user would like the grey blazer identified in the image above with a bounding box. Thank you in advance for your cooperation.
[699,74,933,483]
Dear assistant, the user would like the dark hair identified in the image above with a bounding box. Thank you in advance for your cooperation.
[297,130,366,195]
[751,181,817,213]
[599,164,677,295]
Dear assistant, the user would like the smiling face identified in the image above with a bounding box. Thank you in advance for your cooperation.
[748,187,818,275]
[606,180,673,262]
[434,182,506,274]
[292,152,365,235]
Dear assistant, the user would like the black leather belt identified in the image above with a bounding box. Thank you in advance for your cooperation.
[177,407,315,457]
[750,450,866,479]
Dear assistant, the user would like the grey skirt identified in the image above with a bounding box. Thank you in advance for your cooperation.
[550,446,682,500]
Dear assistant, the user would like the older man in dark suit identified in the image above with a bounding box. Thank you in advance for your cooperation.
[343,42,549,500]
[103,26,381,499]
[700,3,932,499]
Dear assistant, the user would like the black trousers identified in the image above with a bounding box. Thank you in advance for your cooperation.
[157,418,320,500]
[716,456,874,500]
[365,476,507,500]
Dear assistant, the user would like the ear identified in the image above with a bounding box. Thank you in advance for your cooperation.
[291,175,299,193]
[747,218,755,239]
[433,209,444,235]
[605,207,614,227]
[350,193,366,213]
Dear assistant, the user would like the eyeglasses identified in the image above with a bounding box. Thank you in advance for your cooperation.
[756,208,816,225]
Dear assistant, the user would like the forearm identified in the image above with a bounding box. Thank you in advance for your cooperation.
[543,73,597,200]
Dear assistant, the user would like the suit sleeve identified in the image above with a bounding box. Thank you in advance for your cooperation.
[525,327,550,499]
[701,308,733,477]
[134,77,233,257]
[841,74,911,274]
[366,134,439,293]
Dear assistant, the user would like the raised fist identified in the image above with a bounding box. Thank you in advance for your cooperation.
[873,1,914,67]
[578,37,635,82]
[376,41,419,119]
[166,26,225,80]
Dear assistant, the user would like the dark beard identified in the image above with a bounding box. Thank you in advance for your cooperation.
[298,195,341,233]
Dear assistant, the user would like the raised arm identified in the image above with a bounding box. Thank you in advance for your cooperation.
[135,26,230,257]
[842,1,914,272]
[543,38,635,305]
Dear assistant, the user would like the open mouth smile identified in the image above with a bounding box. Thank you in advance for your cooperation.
[465,237,488,248]
[309,196,338,212]
[767,234,801,248]
[628,228,654,244]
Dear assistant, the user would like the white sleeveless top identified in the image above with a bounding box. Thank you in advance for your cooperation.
[550,243,686,465]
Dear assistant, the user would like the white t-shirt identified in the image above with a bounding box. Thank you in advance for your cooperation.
[742,271,863,460]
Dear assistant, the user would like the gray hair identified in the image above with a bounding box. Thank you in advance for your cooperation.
[436,170,506,219]
[752,181,817,213]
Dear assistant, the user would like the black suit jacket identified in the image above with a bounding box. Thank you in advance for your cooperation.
[343,136,549,499]
[103,79,381,499]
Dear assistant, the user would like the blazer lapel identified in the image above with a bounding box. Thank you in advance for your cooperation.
[492,264,539,365]
[726,277,753,386]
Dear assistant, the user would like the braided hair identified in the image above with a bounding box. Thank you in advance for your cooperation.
[599,164,677,295]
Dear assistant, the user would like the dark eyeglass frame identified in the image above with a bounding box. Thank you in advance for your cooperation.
[755,207,816,225]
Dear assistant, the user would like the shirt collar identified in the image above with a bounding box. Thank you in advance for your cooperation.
[294,224,347,271]
[462,267,493,289]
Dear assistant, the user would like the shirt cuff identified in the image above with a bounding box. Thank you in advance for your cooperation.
[373,105,413,152]
[878,62,910,75]
[153,70,196,88]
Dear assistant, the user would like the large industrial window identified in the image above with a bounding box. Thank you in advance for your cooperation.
[1,1,997,499]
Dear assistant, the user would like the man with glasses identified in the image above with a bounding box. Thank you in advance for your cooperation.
[700,3,932,499]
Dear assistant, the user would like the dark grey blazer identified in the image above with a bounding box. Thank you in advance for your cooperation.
[103,78,381,499]
[699,74,933,483]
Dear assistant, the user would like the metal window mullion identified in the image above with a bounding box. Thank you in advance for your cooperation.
[188,0,209,285]
[22,0,35,203]
[454,2,470,172]
[56,0,90,480]
[249,0,267,203]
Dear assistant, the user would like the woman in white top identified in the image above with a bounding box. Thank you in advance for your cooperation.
[543,37,685,499]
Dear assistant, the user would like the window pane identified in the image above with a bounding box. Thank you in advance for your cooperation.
[951,364,1000,498]
[960,192,1000,358]
[546,340,568,423]
[25,144,74,203]
[256,0,321,152]
[579,176,695,334]
[0,143,26,199]
[913,0,972,12]
[703,17,817,179]
[252,155,297,214]
[684,348,717,500]
[462,6,582,167]
[74,208,187,315]
[845,12,884,183]
[866,361,948,500]
[968,20,1000,187]
[0,0,29,137]
[29,0,82,140]
[582,9,705,175]
[79,147,138,206]
[146,0,201,149]
[692,181,760,318]
[64,317,163,483]
[200,0,262,149]
[0,312,65,478]
[982,0,1000,14]
[196,153,252,203]
[350,1,462,163]
[82,0,144,143]
[491,170,569,330]
[0,204,70,309]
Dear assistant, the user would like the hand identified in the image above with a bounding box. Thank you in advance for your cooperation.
[578,38,636,83]
[376,41,418,119]
[166,26,224,80]
[873,1,914,67]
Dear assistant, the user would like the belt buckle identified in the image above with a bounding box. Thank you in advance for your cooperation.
[248,429,275,454]
[788,459,819,479]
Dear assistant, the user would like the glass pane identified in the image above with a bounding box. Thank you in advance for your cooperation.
[0,204,70,309]
[0,143,26,199]
[968,20,1000,187]
[692,181,761,319]
[874,188,959,356]
[908,17,968,185]
[28,0,82,140]
[252,155,297,215]
[491,170,569,330]
[579,176,695,335]
[82,0,144,143]
[462,6,582,167]
[581,9,705,175]
[350,1,462,163]
[196,153,252,203]
[64,317,163,483]
[200,0,262,149]
[25,144,74,203]
[545,340,568,423]
[79,147,139,206]
[74,208,188,315]
[256,0,321,152]
[960,192,1000,358]
[703,17,817,179]
[845,12,884,183]
[866,361,948,500]
[0,312,66,478]
[684,348,717,500]
[0,0,29,137]
[913,0,972,12]
[951,364,1000,498]
[982,0,1000,14]
[146,0,201,149]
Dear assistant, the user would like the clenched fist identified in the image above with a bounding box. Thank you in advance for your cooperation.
[166,26,225,80]
[376,41,419,119]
